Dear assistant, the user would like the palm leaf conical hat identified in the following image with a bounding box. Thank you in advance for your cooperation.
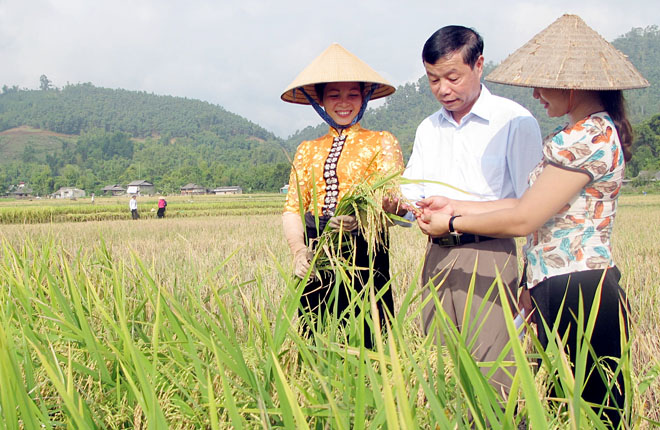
[281,43,395,104]
[485,14,649,90]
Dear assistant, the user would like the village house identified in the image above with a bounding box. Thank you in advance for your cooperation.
[280,184,289,194]
[8,182,33,199]
[212,186,243,195]
[126,180,155,196]
[52,187,86,199]
[636,170,660,182]
[101,184,126,196]
[180,183,207,195]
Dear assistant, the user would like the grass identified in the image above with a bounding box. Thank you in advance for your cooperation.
[0,193,658,428]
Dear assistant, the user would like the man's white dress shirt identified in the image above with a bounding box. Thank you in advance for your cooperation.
[401,85,543,206]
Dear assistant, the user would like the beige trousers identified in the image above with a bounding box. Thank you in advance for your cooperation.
[422,238,519,396]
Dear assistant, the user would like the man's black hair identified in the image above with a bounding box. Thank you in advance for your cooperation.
[422,25,483,68]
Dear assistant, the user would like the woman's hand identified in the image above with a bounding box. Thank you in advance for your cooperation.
[382,195,411,216]
[417,211,452,236]
[328,215,358,232]
[293,248,312,278]
[283,212,314,278]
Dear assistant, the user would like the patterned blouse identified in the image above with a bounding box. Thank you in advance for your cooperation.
[284,123,404,216]
[524,112,624,288]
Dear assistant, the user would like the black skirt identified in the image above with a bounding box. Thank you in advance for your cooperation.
[299,212,394,348]
[530,267,628,427]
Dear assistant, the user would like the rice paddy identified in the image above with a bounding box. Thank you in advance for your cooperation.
[0,193,658,429]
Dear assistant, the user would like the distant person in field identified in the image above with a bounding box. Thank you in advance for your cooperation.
[157,198,167,218]
[280,43,404,349]
[416,14,648,427]
[129,195,139,220]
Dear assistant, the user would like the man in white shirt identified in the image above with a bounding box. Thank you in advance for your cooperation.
[129,195,139,220]
[400,25,542,395]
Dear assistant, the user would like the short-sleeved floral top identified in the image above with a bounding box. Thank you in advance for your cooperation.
[524,112,624,288]
[284,123,404,216]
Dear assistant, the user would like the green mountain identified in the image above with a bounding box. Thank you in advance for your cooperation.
[0,82,275,140]
[1,25,658,196]
[0,83,293,195]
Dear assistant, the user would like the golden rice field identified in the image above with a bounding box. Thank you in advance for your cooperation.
[0,193,658,429]
[0,194,283,223]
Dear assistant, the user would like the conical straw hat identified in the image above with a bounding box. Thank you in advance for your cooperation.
[485,14,649,90]
[281,43,395,104]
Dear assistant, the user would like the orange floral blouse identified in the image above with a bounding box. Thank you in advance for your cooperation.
[284,123,404,215]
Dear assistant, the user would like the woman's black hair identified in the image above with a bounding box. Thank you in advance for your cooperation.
[314,82,366,103]
[422,25,483,68]
[599,90,633,162]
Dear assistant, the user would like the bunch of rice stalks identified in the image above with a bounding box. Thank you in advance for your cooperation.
[303,169,405,277]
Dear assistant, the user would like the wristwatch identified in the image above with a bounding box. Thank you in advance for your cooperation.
[449,215,462,236]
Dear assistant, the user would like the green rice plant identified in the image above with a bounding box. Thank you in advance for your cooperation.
[0,237,650,428]
[0,195,658,428]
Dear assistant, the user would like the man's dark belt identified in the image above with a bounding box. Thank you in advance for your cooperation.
[430,233,497,247]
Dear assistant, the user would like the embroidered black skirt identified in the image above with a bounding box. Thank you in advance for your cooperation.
[299,213,394,349]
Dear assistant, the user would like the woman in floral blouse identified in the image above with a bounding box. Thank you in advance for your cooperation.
[414,15,648,427]
[280,44,404,349]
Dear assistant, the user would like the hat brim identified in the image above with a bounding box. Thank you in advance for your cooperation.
[281,43,395,105]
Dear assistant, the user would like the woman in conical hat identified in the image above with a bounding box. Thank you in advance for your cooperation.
[415,14,648,426]
[281,43,404,349]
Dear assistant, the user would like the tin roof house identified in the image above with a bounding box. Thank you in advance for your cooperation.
[212,186,242,195]
[127,180,155,196]
[53,187,86,199]
[9,182,33,198]
[101,184,126,196]
[180,183,207,195]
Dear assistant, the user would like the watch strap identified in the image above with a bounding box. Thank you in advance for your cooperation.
[449,215,462,235]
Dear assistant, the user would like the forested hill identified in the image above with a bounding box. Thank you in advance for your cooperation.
[1,25,658,197]
[0,82,275,141]
[286,25,660,177]
[0,83,293,195]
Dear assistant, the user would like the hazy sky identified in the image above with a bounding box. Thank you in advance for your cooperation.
[1,0,657,138]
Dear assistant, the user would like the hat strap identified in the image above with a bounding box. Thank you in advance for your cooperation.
[300,84,378,131]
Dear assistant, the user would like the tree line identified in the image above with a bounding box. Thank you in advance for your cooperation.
[0,25,658,196]
[0,83,293,195]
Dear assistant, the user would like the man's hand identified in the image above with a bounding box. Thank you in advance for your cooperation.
[417,211,452,237]
[293,248,312,278]
[328,215,358,232]
[416,196,454,217]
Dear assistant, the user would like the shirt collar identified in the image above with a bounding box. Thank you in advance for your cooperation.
[439,84,492,126]
[328,123,362,138]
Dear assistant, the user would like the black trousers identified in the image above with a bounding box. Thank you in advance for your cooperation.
[530,267,628,428]
[157,208,166,218]
[131,209,139,220]
[299,214,394,349]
